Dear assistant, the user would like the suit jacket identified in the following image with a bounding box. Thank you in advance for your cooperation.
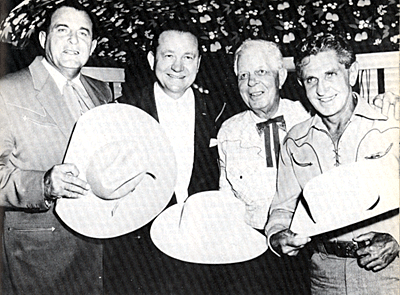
[120,84,220,197]
[104,84,220,294]
[0,56,112,295]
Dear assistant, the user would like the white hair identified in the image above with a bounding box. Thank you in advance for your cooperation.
[233,39,284,75]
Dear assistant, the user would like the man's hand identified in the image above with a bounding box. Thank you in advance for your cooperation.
[372,92,399,120]
[44,163,90,200]
[355,232,400,272]
[270,229,311,256]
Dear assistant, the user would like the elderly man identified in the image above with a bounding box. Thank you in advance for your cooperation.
[218,39,310,230]
[0,1,112,294]
[265,33,399,294]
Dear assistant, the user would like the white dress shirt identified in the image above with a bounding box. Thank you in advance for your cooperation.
[154,82,195,204]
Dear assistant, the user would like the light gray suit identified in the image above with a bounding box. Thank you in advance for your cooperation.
[0,56,112,294]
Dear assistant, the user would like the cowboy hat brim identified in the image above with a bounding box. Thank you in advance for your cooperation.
[150,191,268,264]
[290,160,399,237]
[56,104,177,239]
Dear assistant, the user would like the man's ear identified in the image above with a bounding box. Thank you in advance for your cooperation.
[147,51,155,71]
[196,56,202,73]
[39,31,47,49]
[349,61,359,87]
[89,39,97,56]
[278,68,288,89]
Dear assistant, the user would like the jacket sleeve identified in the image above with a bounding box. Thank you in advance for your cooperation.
[0,93,48,210]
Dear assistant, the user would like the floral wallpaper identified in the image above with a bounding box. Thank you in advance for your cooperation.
[1,0,399,65]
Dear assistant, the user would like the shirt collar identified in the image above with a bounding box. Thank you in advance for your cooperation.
[41,58,82,94]
[310,92,387,130]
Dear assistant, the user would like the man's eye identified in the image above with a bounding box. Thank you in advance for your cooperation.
[184,55,194,60]
[256,69,267,76]
[57,27,67,33]
[78,31,89,37]
[306,77,317,84]
[326,72,336,78]
[164,54,173,58]
[238,73,249,80]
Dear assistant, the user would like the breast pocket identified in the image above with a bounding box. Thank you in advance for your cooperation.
[286,140,322,188]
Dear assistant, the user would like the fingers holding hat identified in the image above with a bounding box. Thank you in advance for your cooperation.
[44,163,90,200]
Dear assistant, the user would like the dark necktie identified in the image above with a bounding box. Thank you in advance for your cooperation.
[256,115,286,167]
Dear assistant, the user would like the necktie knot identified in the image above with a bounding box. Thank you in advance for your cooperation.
[256,115,286,135]
[256,115,286,168]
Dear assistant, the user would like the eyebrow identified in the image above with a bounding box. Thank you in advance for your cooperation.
[53,23,91,34]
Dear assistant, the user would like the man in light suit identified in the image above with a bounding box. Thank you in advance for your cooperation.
[0,2,112,294]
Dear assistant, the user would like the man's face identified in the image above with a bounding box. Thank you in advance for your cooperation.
[299,50,358,119]
[150,30,201,99]
[237,47,284,118]
[39,6,97,79]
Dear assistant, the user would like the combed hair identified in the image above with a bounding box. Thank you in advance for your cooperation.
[294,33,356,78]
[40,0,98,40]
[233,39,284,75]
[150,20,201,55]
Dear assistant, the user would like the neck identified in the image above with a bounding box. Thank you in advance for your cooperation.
[159,84,187,100]
[322,94,356,143]
[253,100,280,121]
[61,69,80,81]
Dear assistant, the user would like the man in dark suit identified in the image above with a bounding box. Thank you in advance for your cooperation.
[106,23,226,294]
[0,2,112,294]
[120,23,221,200]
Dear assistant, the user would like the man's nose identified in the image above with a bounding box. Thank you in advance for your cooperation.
[316,79,328,96]
[68,32,79,44]
[248,73,259,87]
[171,59,184,72]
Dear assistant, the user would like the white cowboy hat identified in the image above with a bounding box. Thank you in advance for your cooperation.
[56,104,177,239]
[290,159,399,237]
[150,190,268,264]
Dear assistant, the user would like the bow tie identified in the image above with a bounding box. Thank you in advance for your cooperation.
[256,115,286,135]
[255,115,286,168]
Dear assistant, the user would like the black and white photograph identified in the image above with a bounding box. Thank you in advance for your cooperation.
[0,1,399,294]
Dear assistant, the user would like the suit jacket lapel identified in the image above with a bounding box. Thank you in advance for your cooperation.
[139,85,159,121]
[30,57,76,139]
[80,75,112,106]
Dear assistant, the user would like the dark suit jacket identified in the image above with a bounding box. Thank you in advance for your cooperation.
[0,57,112,295]
[119,84,220,197]
[105,83,220,294]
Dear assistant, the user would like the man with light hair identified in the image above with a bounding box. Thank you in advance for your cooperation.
[218,39,310,230]
[217,39,312,293]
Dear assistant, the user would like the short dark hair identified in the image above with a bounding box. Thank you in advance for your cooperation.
[150,20,202,55]
[294,33,356,78]
[40,0,98,40]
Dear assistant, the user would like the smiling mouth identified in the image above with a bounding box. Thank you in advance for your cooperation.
[167,73,185,79]
[319,94,336,103]
[63,49,79,55]
[250,91,264,98]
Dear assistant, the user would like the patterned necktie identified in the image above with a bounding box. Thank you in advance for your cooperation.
[63,80,94,120]
[256,115,286,167]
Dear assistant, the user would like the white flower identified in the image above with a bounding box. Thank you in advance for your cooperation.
[277,2,290,10]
